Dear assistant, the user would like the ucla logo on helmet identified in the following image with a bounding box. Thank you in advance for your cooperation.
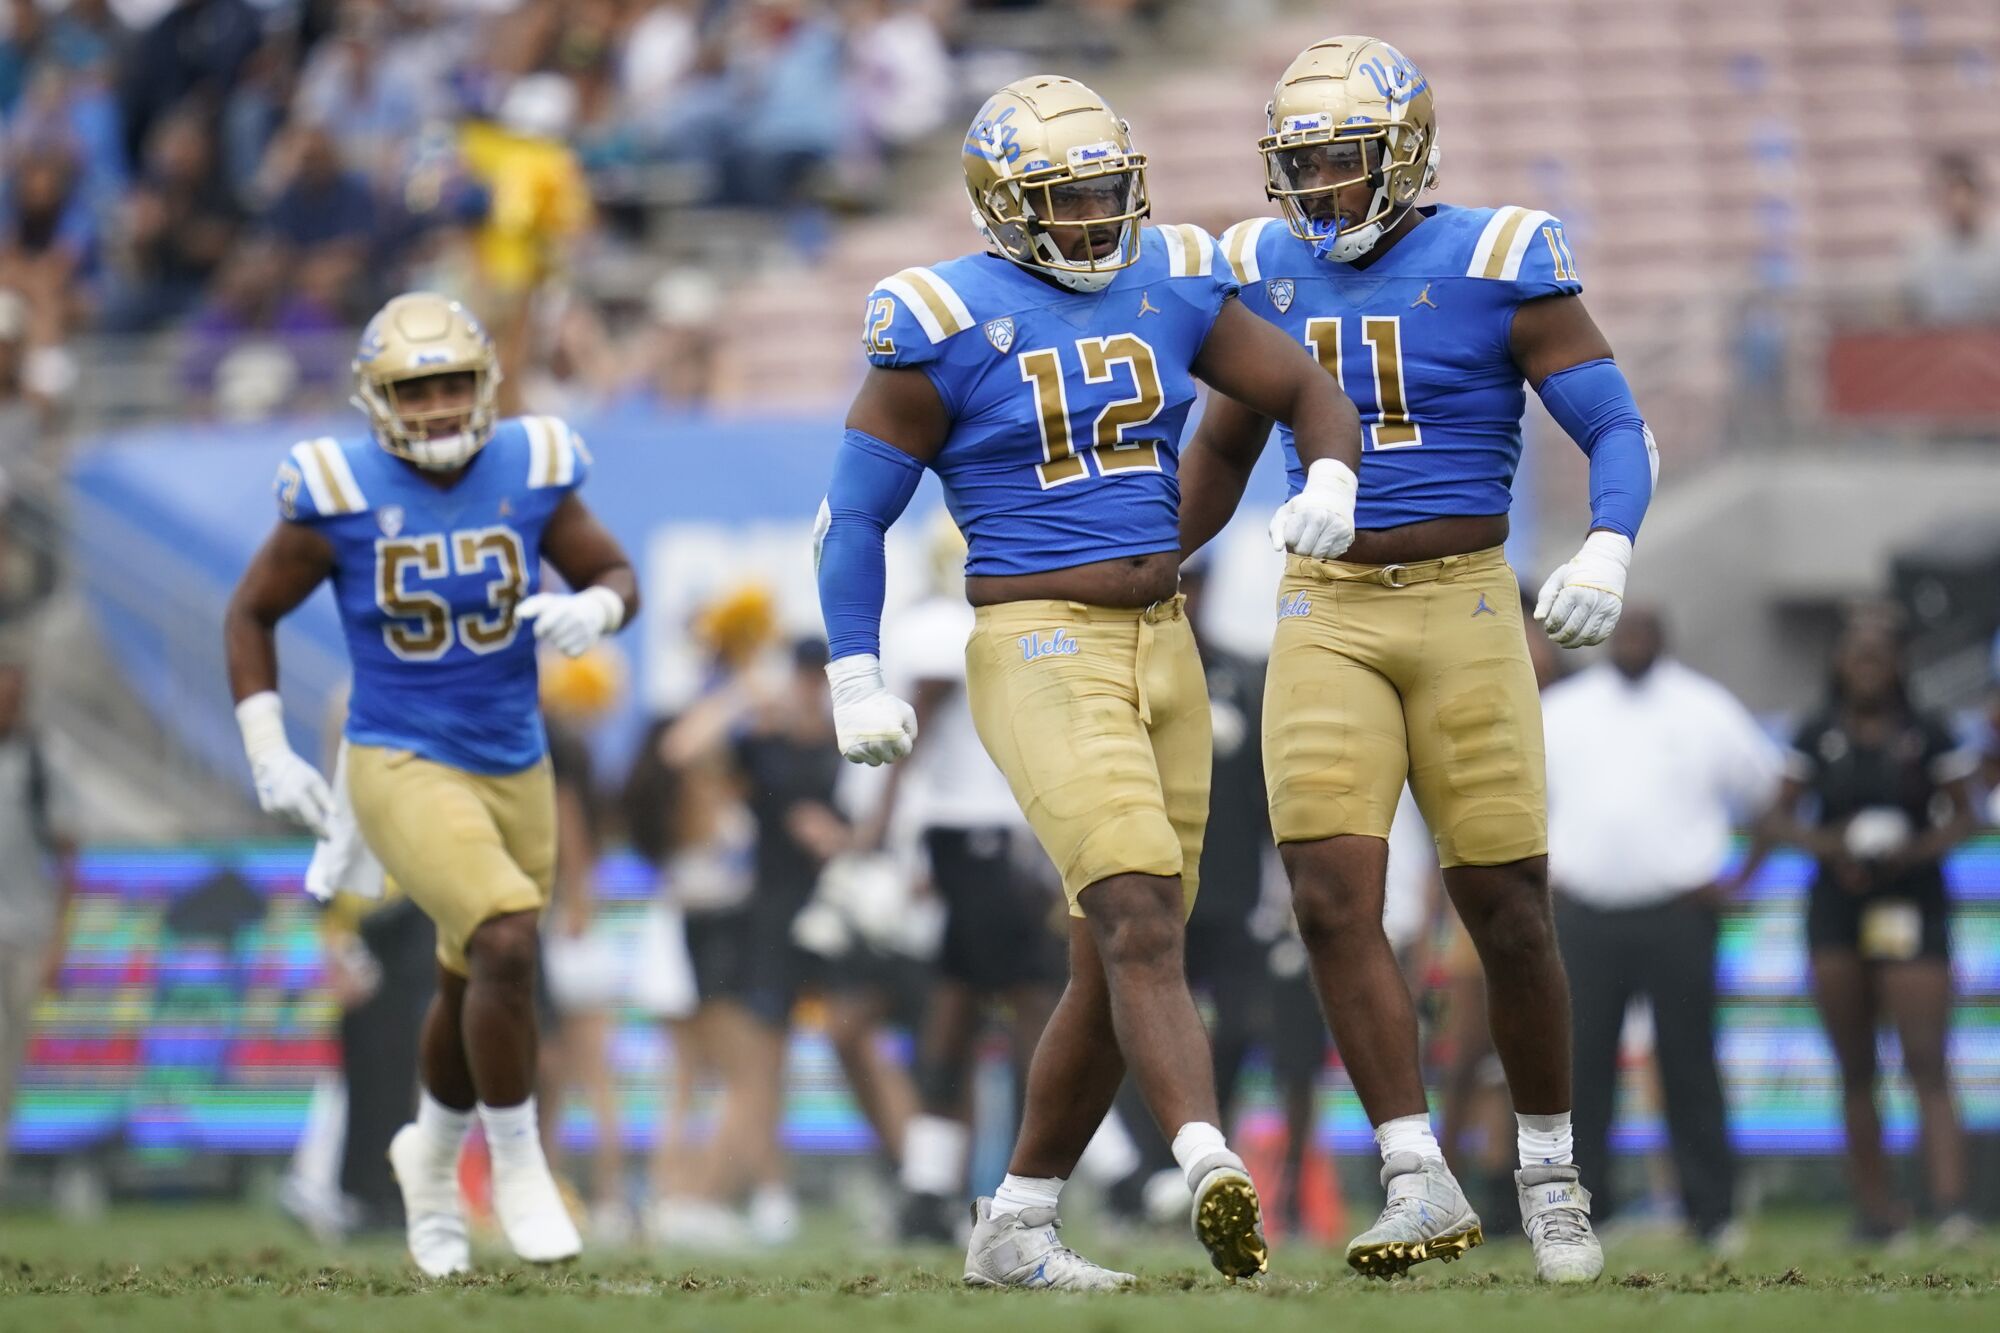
[1268,278,1296,314]
[983,317,1016,354]
[378,504,406,538]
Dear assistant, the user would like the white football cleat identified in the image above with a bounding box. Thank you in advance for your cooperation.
[490,1144,583,1264]
[1187,1152,1268,1281]
[963,1198,1135,1290]
[387,1123,470,1278]
[1346,1152,1484,1278]
[1516,1164,1603,1283]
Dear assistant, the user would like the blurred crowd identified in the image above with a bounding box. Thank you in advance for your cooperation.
[0,0,1171,442]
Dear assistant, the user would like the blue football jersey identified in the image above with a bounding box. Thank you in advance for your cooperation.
[1220,204,1582,529]
[272,417,590,774]
[862,224,1238,577]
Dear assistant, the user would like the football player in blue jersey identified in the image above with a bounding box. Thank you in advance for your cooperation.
[1182,37,1659,1284]
[222,294,639,1275]
[815,75,1364,1286]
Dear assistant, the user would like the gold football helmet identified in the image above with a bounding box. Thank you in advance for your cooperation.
[1261,36,1439,261]
[351,291,502,470]
[963,75,1150,293]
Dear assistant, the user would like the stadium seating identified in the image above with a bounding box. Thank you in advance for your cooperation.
[714,0,2000,478]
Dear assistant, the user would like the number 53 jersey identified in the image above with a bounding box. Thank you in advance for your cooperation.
[1221,204,1582,528]
[862,224,1238,576]
[272,417,589,774]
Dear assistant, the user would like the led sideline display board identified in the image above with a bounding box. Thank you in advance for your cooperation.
[12,841,2000,1160]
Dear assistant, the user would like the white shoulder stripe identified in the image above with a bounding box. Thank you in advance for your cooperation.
[1188,224,1215,277]
[1497,209,1555,281]
[291,437,365,515]
[1467,207,1521,278]
[524,415,580,488]
[524,415,554,488]
[880,267,972,344]
[1221,218,1274,284]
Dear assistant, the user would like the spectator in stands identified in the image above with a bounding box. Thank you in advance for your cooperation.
[610,269,722,414]
[1904,151,2000,326]
[1543,608,1783,1251]
[1732,612,1983,1246]
[0,658,77,1194]
[115,0,262,169]
[457,72,594,300]
[292,2,438,185]
[847,0,952,154]
[99,107,241,332]
[0,141,97,331]
[256,125,379,297]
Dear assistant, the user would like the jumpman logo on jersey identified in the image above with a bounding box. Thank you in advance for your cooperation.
[1471,593,1496,617]
[498,497,513,517]
[1411,283,1438,309]
[1136,290,1161,317]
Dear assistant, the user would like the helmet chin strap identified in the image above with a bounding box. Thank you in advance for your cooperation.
[973,212,1122,293]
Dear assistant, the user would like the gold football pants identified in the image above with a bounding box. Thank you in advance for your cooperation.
[1263,547,1547,867]
[965,596,1210,916]
[346,744,556,973]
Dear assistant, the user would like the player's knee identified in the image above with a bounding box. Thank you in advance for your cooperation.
[1285,842,1386,951]
[1085,875,1184,975]
[466,911,540,991]
[1460,867,1556,966]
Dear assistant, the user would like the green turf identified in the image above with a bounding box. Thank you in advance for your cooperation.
[2,1206,1997,1331]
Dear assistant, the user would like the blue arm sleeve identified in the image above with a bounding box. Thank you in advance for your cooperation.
[1536,357,1656,543]
[815,428,926,659]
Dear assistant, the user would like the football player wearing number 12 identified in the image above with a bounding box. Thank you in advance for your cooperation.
[815,75,1363,1286]
[222,293,639,1276]
[1183,37,1659,1284]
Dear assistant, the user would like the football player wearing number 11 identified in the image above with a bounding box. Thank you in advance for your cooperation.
[223,293,639,1276]
[1182,37,1660,1284]
[815,75,1363,1286]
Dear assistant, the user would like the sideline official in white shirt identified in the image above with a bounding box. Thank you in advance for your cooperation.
[1542,608,1782,1248]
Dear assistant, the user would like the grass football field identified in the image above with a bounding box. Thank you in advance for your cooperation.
[2,1205,1997,1331]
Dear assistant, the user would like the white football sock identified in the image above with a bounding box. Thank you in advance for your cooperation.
[1517,1111,1574,1169]
[1374,1112,1445,1165]
[478,1097,545,1168]
[900,1114,969,1197]
[416,1090,472,1169]
[1169,1121,1238,1191]
[990,1173,1063,1219]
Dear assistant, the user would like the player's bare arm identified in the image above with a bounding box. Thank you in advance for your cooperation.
[515,492,639,658]
[223,521,335,701]
[1187,299,1364,563]
[537,492,641,624]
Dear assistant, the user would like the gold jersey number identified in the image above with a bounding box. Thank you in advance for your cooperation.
[1304,315,1423,450]
[1019,334,1166,489]
[376,526,528,661]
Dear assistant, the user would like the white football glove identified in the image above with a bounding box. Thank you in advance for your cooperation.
[236,691,334,839]
[1268,457,1359,561]
[1534,530,1632,648]
[825,653,918,766]
[516,585,624,658]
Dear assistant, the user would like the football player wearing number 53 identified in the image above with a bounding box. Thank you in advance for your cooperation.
[222,293,638,1277]
[1181,37,1661,1284]
[814,75,1363,1287]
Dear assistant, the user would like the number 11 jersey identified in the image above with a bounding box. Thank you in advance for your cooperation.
[1221,203,1583,529]
[861,224,1238,577]
[271,417,589,774]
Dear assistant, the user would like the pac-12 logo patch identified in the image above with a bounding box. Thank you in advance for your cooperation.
[378,504,406,537]
[1019,628,1081,662]
[1268,279,1296,314]
[984,317,1016,353]
[1278,591,1312,619]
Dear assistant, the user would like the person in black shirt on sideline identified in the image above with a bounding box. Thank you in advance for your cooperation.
[1732,613,1982,1245]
